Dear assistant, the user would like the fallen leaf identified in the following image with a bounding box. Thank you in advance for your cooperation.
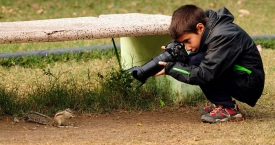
[107,3,114,9]
[37,9,44,14]
[238,9,250,15]
[209,3,216,7]
[137,123,142,126]
[31,3,40,9]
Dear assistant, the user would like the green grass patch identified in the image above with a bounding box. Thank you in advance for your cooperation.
[254,39,275,50]
[1,40,274,116]
[0,48,207,116]
[0,0,274,117]
[0,49,116,68]
[0,66,179,116]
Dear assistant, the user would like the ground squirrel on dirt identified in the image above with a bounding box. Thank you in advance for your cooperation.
[53,108,74,127]
[24,108,74,127]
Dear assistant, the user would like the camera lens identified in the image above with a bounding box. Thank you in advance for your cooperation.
[127,51,174,83]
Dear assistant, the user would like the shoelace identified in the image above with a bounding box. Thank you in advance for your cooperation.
[204,104,216,111]
[210,106,223,115]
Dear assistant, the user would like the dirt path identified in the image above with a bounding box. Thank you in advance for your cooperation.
[0,107,273,145]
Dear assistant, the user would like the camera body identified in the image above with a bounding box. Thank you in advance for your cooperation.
[126,41,189,85]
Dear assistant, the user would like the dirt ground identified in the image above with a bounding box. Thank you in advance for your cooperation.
[0,107,271,145]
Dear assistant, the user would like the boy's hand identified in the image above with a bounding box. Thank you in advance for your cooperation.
[154,61,167,76]
[154,46,167,76]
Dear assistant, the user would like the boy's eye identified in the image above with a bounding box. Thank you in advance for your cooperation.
[183,39,190,43]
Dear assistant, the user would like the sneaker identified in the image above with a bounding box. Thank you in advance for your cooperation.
[201,105,243,123]
[200,104,216,115]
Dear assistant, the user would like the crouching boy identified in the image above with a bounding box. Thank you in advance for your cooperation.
[155,4,265,123]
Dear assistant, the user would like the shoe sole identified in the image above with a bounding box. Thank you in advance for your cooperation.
[201,114,243,123]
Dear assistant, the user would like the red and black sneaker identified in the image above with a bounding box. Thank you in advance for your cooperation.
[200,104,216,115]
[201,104,243,123]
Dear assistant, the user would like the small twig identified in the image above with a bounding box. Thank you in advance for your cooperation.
[23,126,30,131]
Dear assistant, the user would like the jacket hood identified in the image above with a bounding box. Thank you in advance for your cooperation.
[205,7,234,29]
[190,7,235,55]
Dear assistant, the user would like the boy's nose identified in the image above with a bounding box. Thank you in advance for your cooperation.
[185,46,191,51]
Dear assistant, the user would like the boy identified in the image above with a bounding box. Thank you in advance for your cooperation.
[155,4,265,123]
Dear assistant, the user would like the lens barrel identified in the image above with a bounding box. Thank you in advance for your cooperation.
[126,51,174,83]
[126,41,187,85]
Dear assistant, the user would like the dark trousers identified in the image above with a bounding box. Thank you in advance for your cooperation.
[188,52,236,108]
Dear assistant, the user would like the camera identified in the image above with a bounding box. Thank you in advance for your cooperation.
[126,41,189,86]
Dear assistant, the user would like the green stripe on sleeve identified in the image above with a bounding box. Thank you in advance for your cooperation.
[172,68,190,75]
[234,64,252,75]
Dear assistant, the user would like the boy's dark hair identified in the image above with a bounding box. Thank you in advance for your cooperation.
[169,4,208,40]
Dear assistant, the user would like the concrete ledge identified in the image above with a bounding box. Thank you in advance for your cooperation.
[0,13,171,44]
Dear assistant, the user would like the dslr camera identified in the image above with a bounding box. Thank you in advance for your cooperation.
[126,41,189,86]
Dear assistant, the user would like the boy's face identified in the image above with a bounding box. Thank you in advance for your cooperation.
[176,23,204,52]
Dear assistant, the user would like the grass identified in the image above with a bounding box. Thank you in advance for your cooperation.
[0,1,275,144]
[0,49,115,68]
[0,0,275,117]
[0,46,181,115]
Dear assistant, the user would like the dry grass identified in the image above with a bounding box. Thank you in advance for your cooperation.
[237,49,275,120]
[0,56,118,97]
[1,0,274,114]
[1,49,274,118]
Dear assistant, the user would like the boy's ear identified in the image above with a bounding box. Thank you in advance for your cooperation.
[196,23,205,33]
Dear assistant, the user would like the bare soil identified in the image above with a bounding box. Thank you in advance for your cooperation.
[0,107,273,145]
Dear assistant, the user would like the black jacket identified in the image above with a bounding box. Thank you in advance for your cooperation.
[165,7,265,106]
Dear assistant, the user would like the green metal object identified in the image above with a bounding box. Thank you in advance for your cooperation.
[120,35,199,100]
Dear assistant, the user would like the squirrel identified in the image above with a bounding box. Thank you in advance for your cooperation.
[24,108,74,127]
[53,108,74,127]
